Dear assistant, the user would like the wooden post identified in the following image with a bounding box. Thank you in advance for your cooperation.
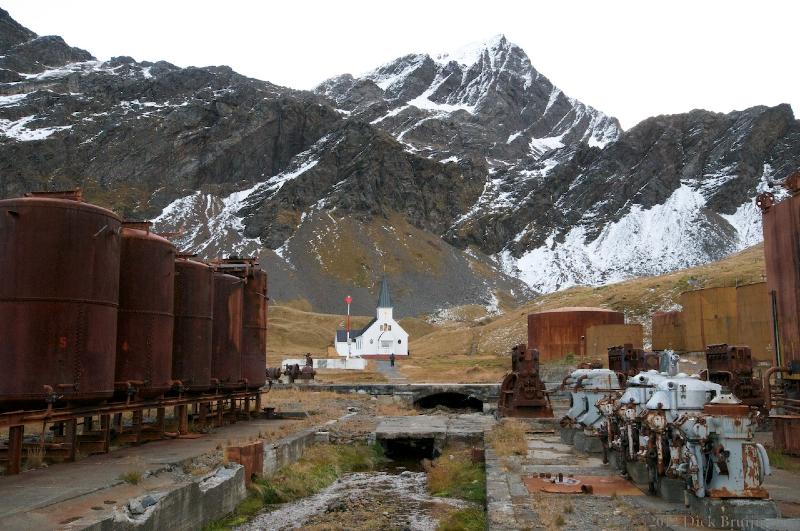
[255,392,262,418]
[244,396,251,418]
[100,414,111,453]
[7,425,23,475]
[113,412,123,432]
[133,410,143,445]
[65,419,78,462]
[229,398,237,424]
[156,407,166,437]
[177,405,189,435]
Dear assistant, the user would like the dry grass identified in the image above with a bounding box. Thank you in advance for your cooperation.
[314,368,388,384]
[487,419,529,457]
[119,470,143,485]
[424,447,485,503]
[375,401,418,416]
[25,445,45,469]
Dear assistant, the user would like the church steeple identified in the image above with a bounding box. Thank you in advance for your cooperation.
[377,277,392,308]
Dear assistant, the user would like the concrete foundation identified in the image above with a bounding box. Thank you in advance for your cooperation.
[656,476,685,503]
[626,461,650,485]
[752,518,800,531]
[573,431,603,454]
[559,426,577,445]
[83,465,246,531]
[687,495,780,530]
[608,450,626,473]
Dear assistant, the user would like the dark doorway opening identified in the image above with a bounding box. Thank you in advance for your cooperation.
[414,392,483,412]
[380,437,438,459]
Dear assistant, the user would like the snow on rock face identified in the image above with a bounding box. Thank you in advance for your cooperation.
[498,180,763,293]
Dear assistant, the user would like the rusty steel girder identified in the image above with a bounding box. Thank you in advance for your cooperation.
[498,344,553,418]
[704,344,764,408]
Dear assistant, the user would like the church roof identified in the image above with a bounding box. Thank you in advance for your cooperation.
[377,277,392,308]
[336,317,377,343]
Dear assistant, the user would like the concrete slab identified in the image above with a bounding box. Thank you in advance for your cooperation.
[0,416,300,529]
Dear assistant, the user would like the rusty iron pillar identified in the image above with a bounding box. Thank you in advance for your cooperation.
[705,344,764,409]
[498,344,553,418]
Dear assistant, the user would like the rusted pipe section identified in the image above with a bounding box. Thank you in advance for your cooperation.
[763,366,789,411]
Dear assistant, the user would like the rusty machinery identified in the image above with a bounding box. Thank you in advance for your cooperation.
[758,171,800,456]
[560,367,622,453]
[702,344,764,409]
[498,344,553,418]
[607,344,660,381]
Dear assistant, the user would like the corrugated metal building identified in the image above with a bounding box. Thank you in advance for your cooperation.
[651,311,685,351]
[585,324,643,358]
[736,282,774,362]
[680,286,738,352]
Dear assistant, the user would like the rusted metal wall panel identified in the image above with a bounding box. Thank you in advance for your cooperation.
[241,268,267,389]
[115,222,176,399]
[735,282,774,362]
[528,307,625,362]
[172,257,214,392]
[761,192,800,365]
[0,194,121,407]
[585,324,643,358]
[680,287,738,352]
[652,311,685,351]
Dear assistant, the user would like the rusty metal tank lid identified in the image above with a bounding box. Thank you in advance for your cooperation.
[2,189,122,220]
[533,306,620,314]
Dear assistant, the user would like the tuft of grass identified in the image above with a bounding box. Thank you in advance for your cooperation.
[424,448,486,503]
[487,419,528,457]
[119,470,142,485]
[555,514,566,526]
[26,445,45,469]
[437,507,486,531]
[767,447,800,472]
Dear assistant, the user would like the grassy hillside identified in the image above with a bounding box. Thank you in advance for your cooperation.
[267,244,766,383]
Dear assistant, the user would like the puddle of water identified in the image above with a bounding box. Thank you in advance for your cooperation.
[237,470,473,531]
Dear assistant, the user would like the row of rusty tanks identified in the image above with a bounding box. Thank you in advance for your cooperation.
[0,191,267,410]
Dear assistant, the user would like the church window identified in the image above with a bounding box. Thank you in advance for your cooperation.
[398,339,401,344]
[388,325,392,331]
[370,339,373,344]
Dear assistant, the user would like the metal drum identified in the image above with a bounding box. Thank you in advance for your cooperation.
[172,256,214,392]
[115,222,175,399]
[211,272,244,389]
[0,190,121,408]
[241,267,267,389]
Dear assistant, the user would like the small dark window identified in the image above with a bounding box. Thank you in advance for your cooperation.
[398,339,402,344]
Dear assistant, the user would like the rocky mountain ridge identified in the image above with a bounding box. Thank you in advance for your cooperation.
[1,10,798,315]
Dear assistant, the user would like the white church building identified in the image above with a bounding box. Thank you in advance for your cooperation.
[334,278,409,358]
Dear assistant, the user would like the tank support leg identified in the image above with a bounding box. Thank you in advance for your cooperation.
[132,410,143,445]
[100,414,110,453]
[83,416,93,434]
[216,400,224,427]
[156,408,166,437]
[177,405,189,435]
[255,392,262,418]
[113,413,123,432]
[65,419,77,462]
[7,425,24,475]
[229,399,237,424]
[244,396,251,418]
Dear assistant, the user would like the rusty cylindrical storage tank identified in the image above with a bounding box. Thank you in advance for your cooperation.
[241,266,267,389]
[760,178,800,367]
[115,222,175,399]
[0,190,121,407]
[172,256,214,392]
[211,272,245,389]
[528,307,625,363]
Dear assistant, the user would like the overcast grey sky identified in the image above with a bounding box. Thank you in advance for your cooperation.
[4,0,797,129]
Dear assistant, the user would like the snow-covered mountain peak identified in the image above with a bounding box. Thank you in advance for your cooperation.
[431,34,511,67]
